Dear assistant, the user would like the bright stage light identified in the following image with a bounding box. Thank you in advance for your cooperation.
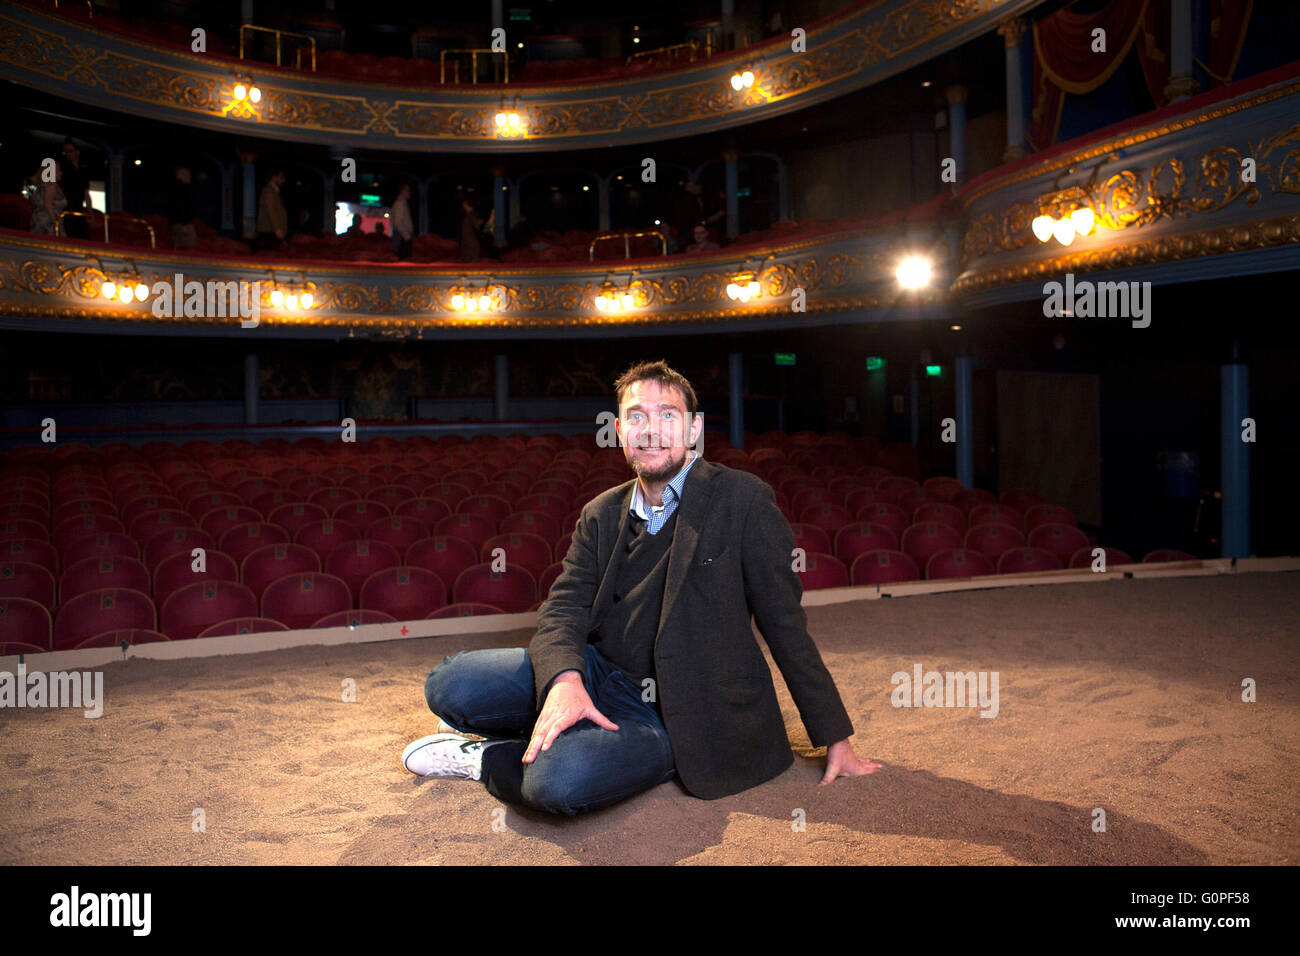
[896,256,932,289]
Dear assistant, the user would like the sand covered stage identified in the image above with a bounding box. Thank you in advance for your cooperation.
[1,571,1297,865]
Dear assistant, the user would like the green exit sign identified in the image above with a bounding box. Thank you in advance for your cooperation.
[866,356,885,372]
[925,364,942,377]
[359,193,381,206]
[775,353,796,366]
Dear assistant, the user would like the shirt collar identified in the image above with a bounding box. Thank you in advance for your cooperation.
[631,454,697,519]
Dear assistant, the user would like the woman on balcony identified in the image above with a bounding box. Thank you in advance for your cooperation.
[29,163,67,236]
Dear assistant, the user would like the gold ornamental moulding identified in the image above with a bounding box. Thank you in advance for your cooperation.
[960,123,1300,264]
[0,0,1038,147]
[951,211,1300,296]
[958,76,1300,209]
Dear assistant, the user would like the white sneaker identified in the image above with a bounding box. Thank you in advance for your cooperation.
[402,733,490,779]
[435,717,485,741]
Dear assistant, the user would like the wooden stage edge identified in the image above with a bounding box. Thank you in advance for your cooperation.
[5,557,1298,674]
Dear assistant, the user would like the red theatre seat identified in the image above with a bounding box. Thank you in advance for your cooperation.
[59,555,151,605]
[218,523,291,565]
[479,532,552,580]
[850,550,921,586]
[267,502,330,538]
[434,513,497,553]
[240,542,321,599]
[153,549,240,608]
[312,609,398,628]
[262,572,352,629]
[1024,504,1078,532]
[394,497,452,526]
[404,536,477,594]
[0,561,57,610]
[996,547,1064,574]
[3,538,60,577]
[324,539,401,605]
[359,566,447,620]
[901,522,965,572]
[367,516,430,553]
[925,548,996,580]
[142,528,214,572]
[833,522,899,566]
[0,596,53,650]
[499,511,561,543]
[54,588,157,649]
[160,581,259,640]
[1027,523,1091,564]
[796,552,849,590]
[963,523,1026,562]
[452,563,536,613]
[913,502,967,536]
[1069,546,1135,569]
[197,617,290,638]
[294,518,362,558]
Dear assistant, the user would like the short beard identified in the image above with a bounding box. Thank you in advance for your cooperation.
[630,446,686,483]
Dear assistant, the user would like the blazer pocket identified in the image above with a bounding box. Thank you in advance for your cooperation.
[716,675,765,705]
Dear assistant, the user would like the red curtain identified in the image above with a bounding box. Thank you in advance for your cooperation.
[1031,0,1155,151]
[1206,0,1254,86]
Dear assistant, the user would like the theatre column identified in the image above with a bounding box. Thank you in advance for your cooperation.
[728,352,744,450]
[955,355,974,488]
[244,353,259,426]
[495,353,509,421]
[492,164,507,249]
[1165,0,1200,103]
[945,86,967,184]
[107,149,124,214]
[723,146,739,241]
[996,18,1027,162]
[1220,348,1250,557]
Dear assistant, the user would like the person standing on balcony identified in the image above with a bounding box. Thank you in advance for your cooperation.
[255,169,288,252]
[459,195,482,262]
[391,182,415,260]
[29,162,67,236]
[168,165,197,250]
[58,139,89,239]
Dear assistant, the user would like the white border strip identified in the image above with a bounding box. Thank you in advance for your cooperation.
[4,558,1296,674]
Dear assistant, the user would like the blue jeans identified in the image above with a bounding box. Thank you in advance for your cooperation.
[424,643,677,816]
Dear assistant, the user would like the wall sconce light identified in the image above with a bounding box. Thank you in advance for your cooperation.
[730,69,755,91]
[593,275,638,312]
[450,278,498,312]
[1031,162,1107,246]
[98,259,150,303]
[224,75,263,117]
[494,96,526,137]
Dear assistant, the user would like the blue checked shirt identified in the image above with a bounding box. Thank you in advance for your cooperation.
[629,454,698,534]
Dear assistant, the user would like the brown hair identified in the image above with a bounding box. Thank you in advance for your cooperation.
[613,359,698,420]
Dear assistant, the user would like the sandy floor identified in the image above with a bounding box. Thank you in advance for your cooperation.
[1,572,1297,865]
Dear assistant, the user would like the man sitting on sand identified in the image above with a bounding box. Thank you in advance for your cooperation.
[402,360,879,815]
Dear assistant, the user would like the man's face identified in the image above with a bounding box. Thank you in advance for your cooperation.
[62,144,79,165]
[616,379,700,483]
[693,227,707,243]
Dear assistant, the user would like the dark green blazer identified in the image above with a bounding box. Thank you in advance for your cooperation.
[530,456,855,799]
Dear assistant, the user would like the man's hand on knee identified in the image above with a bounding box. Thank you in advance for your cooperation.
[522,671,619,764]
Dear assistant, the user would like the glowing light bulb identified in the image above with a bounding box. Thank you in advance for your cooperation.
[118,285,133,303]
[249,86,261,103]
[271,289,284,306]
[1031,215,1054,243]
[285,293,299,310]
[451,294,465,310]
[300,292,313,308]
[507,113,520,127]
[594,294,608,310]
[495,112,507,127]
[233,84,247,100]
[1070,206,1095,235]
[1052,218,1076,246]
[742,71,754,87]
[747,281,760,298]
[726,283,738,299]
[620,293,633,309]
[134,283,148,301]
[478,295,490,311]
[101,281,116,300]
[465,297,477,311]
[731,74,744,91]
[896,256,932,289]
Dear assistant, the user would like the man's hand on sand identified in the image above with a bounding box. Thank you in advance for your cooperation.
[522,672,619,763]
[819,738,882,786]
